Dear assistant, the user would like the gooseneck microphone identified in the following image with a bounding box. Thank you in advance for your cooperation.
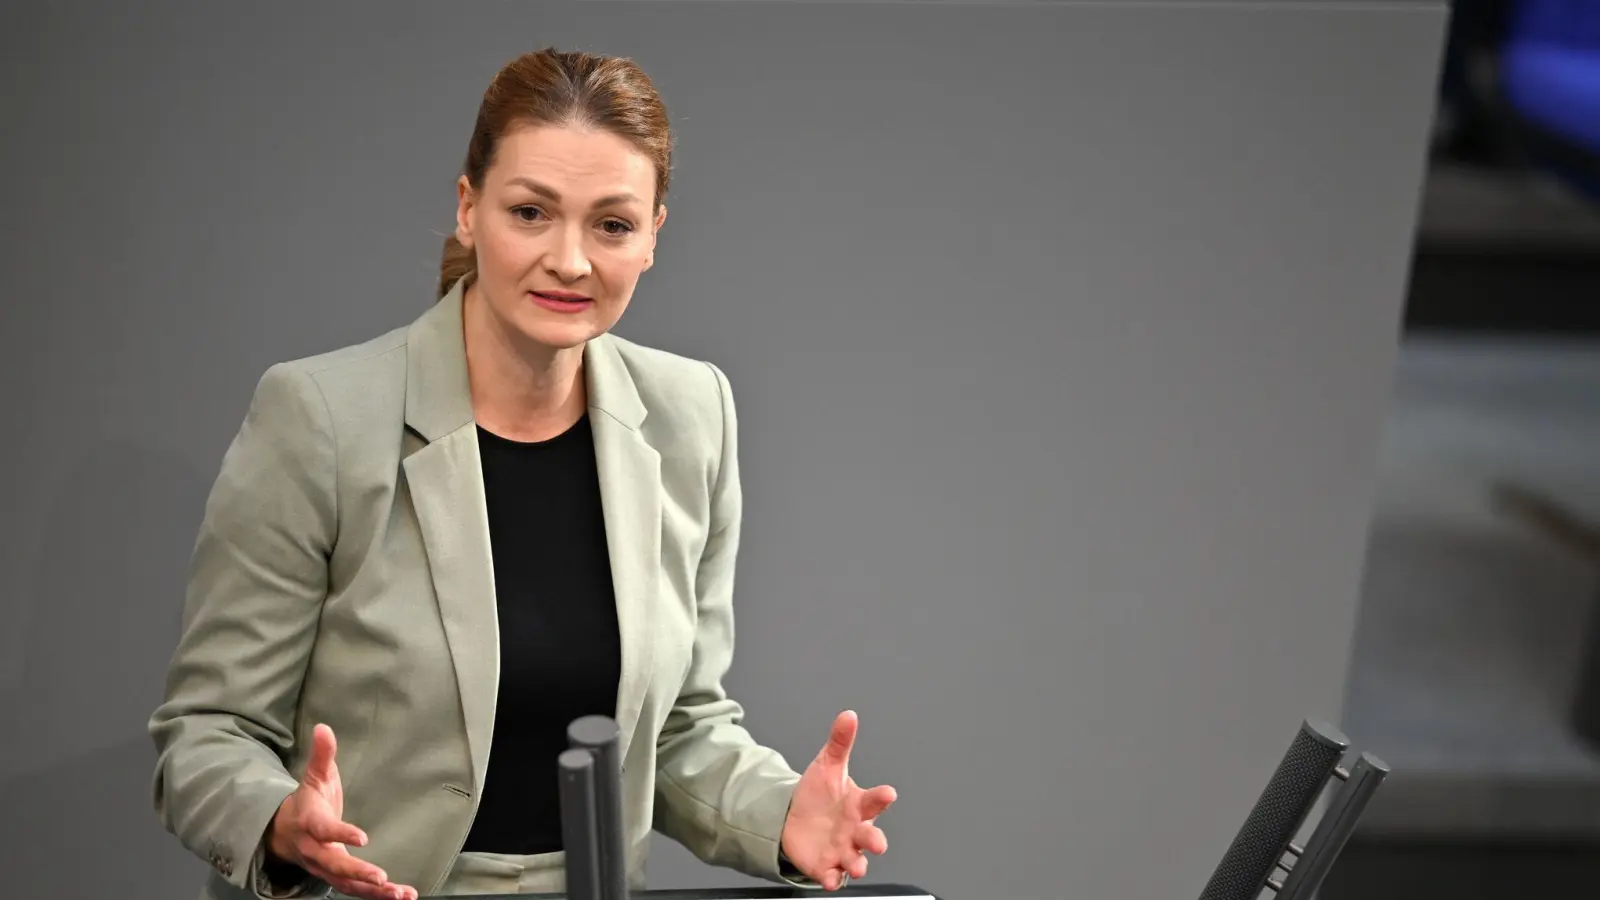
[1197,718,1390,900]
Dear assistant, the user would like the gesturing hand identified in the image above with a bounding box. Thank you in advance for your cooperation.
[780,710,899,891]
[266,724,417,900]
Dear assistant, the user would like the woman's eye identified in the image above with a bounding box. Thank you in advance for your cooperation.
[601,219,634,236]
[512,206,544,222]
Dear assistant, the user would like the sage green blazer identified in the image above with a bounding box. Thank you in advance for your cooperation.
[148,277,807,899]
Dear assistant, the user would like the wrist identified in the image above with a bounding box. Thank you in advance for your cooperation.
[264,795,296,864]
[777,813,808,881]
[260,807,313,894]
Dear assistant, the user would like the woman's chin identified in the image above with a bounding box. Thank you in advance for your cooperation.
[516,317,603,351]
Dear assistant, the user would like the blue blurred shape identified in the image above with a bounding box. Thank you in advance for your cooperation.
[1503,1,1600,149]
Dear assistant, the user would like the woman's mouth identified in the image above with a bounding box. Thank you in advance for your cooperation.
[529,290,594,313]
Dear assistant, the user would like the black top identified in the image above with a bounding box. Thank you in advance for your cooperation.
[461,413,623,855]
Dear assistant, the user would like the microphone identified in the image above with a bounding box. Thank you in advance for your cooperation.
[1274,751,1389,900]
[1197,718,1389,900]
[558,748,603,900]
[568,715,630,900]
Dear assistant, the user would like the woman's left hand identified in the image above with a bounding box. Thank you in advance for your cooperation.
[780,710,899,891]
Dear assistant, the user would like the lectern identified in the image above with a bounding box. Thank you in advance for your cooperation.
[423,715,1384,900]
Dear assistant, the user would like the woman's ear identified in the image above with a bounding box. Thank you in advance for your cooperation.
[644,204,668,271]
[455,175,476,249]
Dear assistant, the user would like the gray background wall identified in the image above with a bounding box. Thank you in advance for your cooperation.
[0,2,1446,899]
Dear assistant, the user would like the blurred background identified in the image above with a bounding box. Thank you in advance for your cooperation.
[1324,1,1600,897]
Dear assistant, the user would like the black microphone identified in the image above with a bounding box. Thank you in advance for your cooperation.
[1275,751,1390,900]
[558,748,603,900]
[1197,719,1350,900]
[568,715,629,900]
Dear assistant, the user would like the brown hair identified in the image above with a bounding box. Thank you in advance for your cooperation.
[439,47,674,299]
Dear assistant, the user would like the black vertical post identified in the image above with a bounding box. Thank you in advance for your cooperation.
[569,715,629,900]
[558,748,602,900]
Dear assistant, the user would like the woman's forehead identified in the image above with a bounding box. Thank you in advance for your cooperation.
[489,123,654,200]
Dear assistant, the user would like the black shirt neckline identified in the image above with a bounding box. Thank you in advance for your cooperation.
[475,412,590,450]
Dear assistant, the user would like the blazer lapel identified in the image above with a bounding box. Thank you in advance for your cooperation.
[401,278,500,798]
[584,335,661,766]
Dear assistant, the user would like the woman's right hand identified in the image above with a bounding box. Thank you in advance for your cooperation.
[265,724,418,900]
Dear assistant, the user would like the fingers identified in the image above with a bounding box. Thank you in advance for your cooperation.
[304,723,340,787]
[818,710,858,768]
[300,838,388,887]
[835,823,883,878]
[325,877,391,900]
[857,784,897,821]
[327,876,416,900]
[811,820,885,891]
[847,852,870,880]
[853,821,888,856]
[297,822,415,900]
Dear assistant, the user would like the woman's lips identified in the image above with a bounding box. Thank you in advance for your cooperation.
[529,290,593,313]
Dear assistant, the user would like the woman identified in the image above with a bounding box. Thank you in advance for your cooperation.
[148,47,897,900]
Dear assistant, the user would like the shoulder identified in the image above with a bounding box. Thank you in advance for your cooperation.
[267,322,411,399]
[240,320,412,445]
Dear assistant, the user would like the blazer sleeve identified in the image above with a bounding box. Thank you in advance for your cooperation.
[650,361,819,887]
[147,362,337,900]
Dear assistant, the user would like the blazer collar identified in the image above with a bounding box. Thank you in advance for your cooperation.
[404,275,648,442]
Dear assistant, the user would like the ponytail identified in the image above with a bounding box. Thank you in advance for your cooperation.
[438,233,477,300]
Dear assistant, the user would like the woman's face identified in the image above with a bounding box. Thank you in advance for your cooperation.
[455,121,666,352]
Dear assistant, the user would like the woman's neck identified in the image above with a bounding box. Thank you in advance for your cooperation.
[462,281,588,442]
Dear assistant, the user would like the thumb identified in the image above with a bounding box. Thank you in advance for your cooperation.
[817,710,858,768]
[303,723,339,788]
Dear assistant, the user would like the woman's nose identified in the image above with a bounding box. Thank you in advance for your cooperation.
[547,227,592,281]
